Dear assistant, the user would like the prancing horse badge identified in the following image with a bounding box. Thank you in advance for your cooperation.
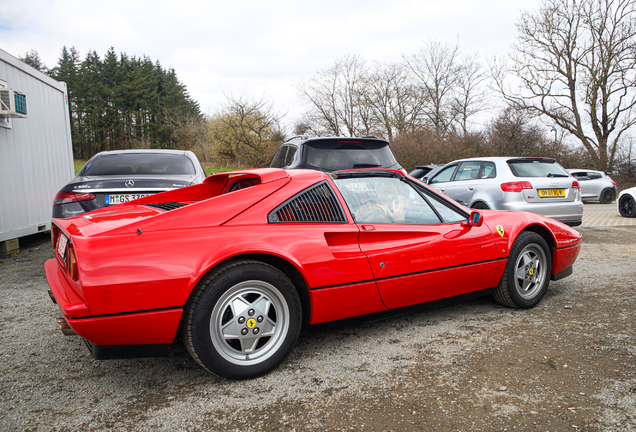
[496,225,505,237]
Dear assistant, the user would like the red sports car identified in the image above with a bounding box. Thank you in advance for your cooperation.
[45,168,582,379]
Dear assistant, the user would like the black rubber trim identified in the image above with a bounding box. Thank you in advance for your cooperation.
[555,243,581,251]
[551,265,573,281]
[67,306,183,321]
[84,339,171,359]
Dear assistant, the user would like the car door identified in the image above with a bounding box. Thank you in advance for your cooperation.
[571,171,595,199]
[427,163,459,195]
[585,172,604,199]
[442,161,482,206]
[333,174,500,310]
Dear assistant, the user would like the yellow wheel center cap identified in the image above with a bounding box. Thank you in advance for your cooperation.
[529,268,534,276]
[246,318,257,329]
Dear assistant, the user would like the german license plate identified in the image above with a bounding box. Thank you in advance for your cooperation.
[56,233,68,263]
[105,194,151,205]
[538,189,565,198]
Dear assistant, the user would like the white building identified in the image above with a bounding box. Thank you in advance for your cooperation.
[0,48,74,254]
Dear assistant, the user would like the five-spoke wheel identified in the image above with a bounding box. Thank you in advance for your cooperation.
[183,261,301,380]
[494,232,552,308]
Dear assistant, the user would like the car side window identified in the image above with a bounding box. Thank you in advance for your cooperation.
[334,177,442,225]
[571,171,591,181]
[481,162,496,179]
[270,146,288,168]
[588,172,602,180]
[429,165,457,184]
[455,161,482,181]
[283,145,298,167]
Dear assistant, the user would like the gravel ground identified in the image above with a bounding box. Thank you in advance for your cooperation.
[1,226,635,431]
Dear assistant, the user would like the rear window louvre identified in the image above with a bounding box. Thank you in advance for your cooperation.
[144,202,189,211]
[268,182,347,223]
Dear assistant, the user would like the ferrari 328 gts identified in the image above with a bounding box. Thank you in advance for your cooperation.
[45,168,582,379]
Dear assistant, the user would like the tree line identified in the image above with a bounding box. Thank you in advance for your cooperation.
[18,0,636,186]
[22,47,201,159]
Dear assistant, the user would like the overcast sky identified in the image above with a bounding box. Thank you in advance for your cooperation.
[1,0,537,128]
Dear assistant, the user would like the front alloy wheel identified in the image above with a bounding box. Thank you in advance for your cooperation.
[493,232,552,309]
[619,194,636,218]
[512,244,548,301]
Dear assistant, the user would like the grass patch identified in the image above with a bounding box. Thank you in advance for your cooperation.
[74,160,86,175]
[204,167,239,176]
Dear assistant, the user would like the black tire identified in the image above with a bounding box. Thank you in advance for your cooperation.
[618,194,636,218]
[600,188,615,204]
[471,202,490,210]
[493,232,552,309]
[183,260,302,379]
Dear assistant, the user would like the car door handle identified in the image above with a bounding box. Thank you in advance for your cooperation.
[467,187,474,191]
[439,189,446,193]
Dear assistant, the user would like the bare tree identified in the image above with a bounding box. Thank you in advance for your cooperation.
[493,0,636,171]
[297,54,369,136]
[451,54,490,136]
[208,94,285,168]
[362,63,425,143]
[404,39,461,136]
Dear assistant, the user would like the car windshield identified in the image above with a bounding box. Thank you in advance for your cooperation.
[304,141,399,170]
[82,154,196,176]
[507,160,569,178]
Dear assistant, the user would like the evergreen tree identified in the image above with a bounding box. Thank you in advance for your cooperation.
[47,46,202,159]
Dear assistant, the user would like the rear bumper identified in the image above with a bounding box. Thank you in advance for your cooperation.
[498,201,584,225]
[45,258,182,345]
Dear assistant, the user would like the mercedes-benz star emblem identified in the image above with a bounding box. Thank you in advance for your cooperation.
[125,180,134,188]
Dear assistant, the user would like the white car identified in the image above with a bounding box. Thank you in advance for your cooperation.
[618,186,636,217]
[566,169,617,203]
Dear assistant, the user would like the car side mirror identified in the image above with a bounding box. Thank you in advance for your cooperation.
[461,210,484,228]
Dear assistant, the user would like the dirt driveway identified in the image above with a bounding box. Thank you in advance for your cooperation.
[1,225,635,431]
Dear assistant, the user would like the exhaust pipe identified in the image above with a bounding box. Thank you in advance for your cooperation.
[56,317,76,336]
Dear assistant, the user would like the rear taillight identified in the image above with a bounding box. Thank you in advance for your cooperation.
[51,225,59,248]
[67,244,79,281]
[53,191,96,206]
[501,181,533,192]
[572,181,581,191]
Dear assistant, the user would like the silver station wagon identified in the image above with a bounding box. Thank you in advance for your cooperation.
[425,157,584,226]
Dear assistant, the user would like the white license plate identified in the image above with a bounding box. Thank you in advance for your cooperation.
[105,194,152,205]
[56,233,68,261]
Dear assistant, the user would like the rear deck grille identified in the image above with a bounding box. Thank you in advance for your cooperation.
[144,202,189,211]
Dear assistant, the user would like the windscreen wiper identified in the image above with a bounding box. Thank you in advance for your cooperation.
[547,173,569,177]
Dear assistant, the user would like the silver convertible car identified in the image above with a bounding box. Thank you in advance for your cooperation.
[425,157,584,226]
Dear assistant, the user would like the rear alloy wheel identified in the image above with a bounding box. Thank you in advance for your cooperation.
[600,188,615,204]
[183,261,302,379]
[493,232,551,309]
[619,194,636,218]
